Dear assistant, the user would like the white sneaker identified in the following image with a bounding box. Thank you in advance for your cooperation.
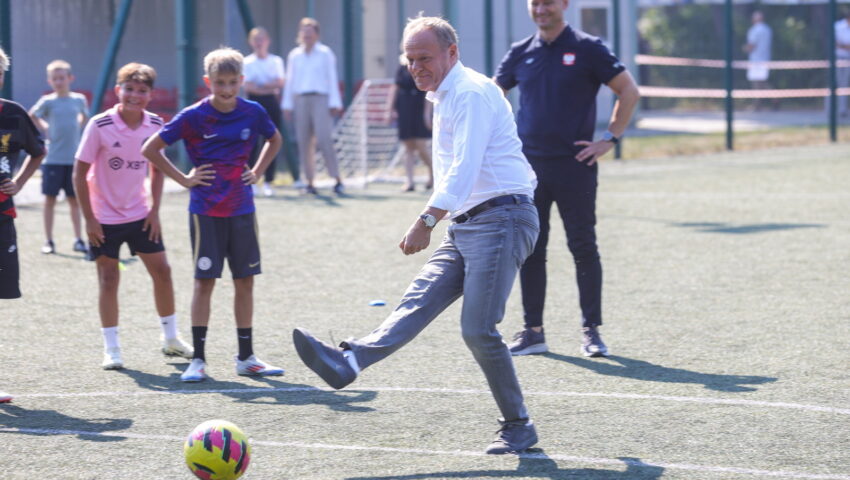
[251,184,260,195]
[0,391,12,403]
[292,179,305,189]
[161,336,194,359]
[262,184,274,197]
[102,348,124,370]
[235,355,284,376]
[181,358,207,382]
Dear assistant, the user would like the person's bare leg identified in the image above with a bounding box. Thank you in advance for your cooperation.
[43,195,56,245]
[67,195,83,241]
[233,276,254,329]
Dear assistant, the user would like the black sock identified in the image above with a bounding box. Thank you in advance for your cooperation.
[192,326,208,361]
[237,328,253,361]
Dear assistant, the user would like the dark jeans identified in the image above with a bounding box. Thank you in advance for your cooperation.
[520,154,602,329]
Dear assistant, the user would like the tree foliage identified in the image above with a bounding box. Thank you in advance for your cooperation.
[638,4,834,109]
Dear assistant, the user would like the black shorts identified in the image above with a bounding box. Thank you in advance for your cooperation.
[89,218,166,260]
[0,218,20,299]
[189,212,261,279]
[41,164,75,197]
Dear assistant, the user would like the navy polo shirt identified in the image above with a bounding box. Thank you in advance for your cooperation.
[495,25,625,159]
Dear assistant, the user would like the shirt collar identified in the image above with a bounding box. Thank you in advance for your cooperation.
[533,23,572,47]
[301,41,323,55]
[425,60,463,104]
[109,105,151,131]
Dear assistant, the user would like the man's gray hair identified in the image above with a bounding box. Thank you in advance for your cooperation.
[403,14,458,50]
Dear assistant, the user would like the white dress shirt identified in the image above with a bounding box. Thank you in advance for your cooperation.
[747,22,772,63]
[426,61,537,218]
[244,53,285,87]
[281,42,342,110]
[836,19,850,59]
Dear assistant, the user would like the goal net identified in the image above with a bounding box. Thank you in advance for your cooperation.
[313,79,412,187]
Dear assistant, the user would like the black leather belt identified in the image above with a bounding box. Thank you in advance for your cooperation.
[453,194,533,224]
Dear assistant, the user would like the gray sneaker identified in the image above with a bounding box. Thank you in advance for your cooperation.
[292,328,357,390]
[507,328,548,356]
[581,326,609,357]
[485,419,538,454]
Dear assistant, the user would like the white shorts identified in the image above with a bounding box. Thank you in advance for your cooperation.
[747,63,770,82]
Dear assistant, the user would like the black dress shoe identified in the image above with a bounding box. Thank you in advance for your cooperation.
[292,328,357,389]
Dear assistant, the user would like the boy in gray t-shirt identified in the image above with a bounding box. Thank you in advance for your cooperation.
[29,60,88,254]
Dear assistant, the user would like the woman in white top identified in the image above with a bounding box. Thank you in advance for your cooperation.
[244,27,295,195]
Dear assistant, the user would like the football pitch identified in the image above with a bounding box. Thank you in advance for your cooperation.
[1,145,848,479]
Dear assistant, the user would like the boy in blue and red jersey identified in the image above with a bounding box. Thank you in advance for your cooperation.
[143,47,284,382]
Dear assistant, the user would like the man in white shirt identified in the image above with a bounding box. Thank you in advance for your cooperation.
[281,18,344,195]
[743,10,776,111]
[292,16,541,455]
[835,9,850,117]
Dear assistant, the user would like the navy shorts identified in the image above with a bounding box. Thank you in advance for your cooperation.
[189,212,261,279]
[0,218,21,299]
[41,164,75,197]
[89,218,165,260]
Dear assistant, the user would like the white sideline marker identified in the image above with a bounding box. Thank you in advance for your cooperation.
[1,426,849,480]
[13,385,850,415]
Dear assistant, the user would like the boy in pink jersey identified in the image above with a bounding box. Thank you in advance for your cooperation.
[143,48,284,382]
[74,63,200,370]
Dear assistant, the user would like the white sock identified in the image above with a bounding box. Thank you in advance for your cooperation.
[102,327,119,350]
[160,314,178,340]
[342,350,360,375]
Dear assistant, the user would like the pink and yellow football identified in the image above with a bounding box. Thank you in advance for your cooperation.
[184,420,251,480]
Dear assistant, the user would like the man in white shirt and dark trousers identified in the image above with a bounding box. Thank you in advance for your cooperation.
[292,15,541,454]
[281,18,344,195]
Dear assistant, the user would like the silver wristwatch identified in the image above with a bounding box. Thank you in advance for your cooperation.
[601,131,620,144]
[419,213,437,229]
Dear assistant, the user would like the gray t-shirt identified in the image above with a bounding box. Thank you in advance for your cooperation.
[30,92,88,165]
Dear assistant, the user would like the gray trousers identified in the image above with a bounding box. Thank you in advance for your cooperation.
[344,202,540,421]
[294,93,340,182]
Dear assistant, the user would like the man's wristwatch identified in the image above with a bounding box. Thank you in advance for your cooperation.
[601,131,620,144]
[419,213,437,229]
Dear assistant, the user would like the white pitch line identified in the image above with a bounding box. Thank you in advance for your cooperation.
[13,386,850,415]
[1,426,848,480]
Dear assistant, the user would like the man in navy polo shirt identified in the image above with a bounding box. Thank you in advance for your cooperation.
[495,0,639,358]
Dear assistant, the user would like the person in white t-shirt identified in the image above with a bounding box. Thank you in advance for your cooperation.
[835,9,850,117]
[244,27,297,195]
[743,11,777,111]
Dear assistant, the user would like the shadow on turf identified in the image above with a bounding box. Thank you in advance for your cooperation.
[674,221,824,234]
[0,403,132,441]
[116,367,377,412]
[543,354,776,392]
[344,453,664,480]
[259,190,394,206]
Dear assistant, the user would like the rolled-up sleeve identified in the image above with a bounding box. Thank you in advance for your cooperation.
[427,91,493,213]
[281,50,297,111]
[326,49,343,110]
